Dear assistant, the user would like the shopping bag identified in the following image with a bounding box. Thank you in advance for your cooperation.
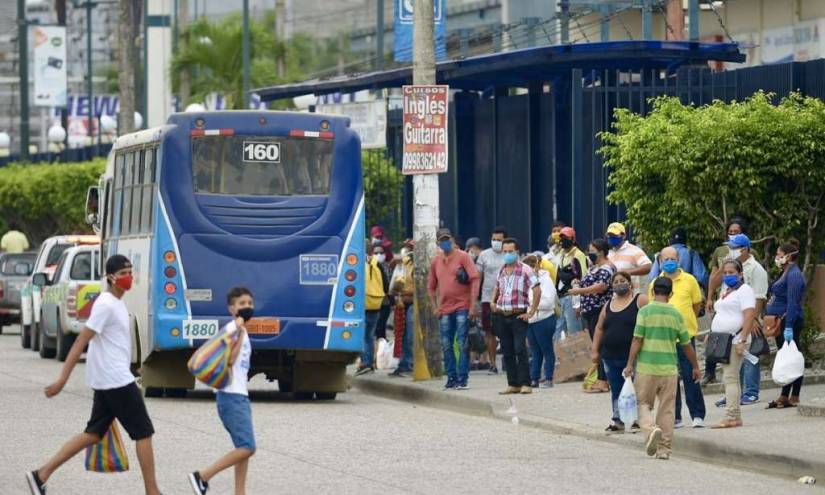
[376,338,394,370]
[771,340,805,386]
[187,329,238,389]
[617,376,638,426]
[84,421,130,473]
[582,364,599,391]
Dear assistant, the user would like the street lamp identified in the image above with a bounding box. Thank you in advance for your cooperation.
[47,123,66,160]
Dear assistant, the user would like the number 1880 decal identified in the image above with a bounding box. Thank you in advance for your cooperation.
[243,141,281,163]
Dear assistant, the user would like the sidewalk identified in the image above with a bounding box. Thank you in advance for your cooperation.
[353,366,825,482]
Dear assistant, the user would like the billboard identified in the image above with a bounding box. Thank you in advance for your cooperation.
[32,25,67,108]
[402,85,448,175]
[394,0,446,63]
[316,100,387,149]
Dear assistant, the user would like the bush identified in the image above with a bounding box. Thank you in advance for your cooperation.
[0,159,106,245]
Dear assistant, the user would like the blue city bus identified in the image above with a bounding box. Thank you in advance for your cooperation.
[86,111,365,399]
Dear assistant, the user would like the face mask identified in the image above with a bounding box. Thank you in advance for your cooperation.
[439,240,453,253]
[375,254,386,263]
[775,256,786,268]
[587,252,598,263]
[607,236,623,248]
[728,234,738,241]
[237,307,254,322]
[491,240,503,252]
[551,232,561,244]
[560,238,574,250]
[503,253,518,265]
[662,260,679,274]
[727,249,741,260]
[613,283,631,296]
[723,274,740,288]
[111,274,133,291]
[471,252,479,261]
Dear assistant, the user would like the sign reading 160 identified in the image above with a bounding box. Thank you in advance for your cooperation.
[243,141,281,163]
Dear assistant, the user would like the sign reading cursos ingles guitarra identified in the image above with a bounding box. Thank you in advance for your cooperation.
[402,85,449,175]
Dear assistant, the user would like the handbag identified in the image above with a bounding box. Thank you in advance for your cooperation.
[84,421,130,473]
[187,328,239,389]
[749,331,770,357]
[763,314,784,338]
[705,332,734,364]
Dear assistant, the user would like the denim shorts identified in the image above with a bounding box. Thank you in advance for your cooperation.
[216,391,256,451]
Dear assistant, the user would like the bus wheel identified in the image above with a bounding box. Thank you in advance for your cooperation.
[21,324,31,349]
[294,392,314,401]
[315,392,337,400]
[145,387,164,398]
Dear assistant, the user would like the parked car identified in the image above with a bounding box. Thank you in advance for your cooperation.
[20,234,99,350]
[33,244,101,360]
[0,252,36,335]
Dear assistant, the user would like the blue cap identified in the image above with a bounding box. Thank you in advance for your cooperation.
[728,234,751,249]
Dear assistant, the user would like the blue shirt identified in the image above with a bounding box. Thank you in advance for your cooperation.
[648,244,708,289]
[766,263,806,327]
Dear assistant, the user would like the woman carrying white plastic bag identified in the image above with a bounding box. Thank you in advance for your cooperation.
[772,341,805,387]
[617,376,638,427]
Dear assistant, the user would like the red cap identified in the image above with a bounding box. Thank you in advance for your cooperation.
[560,227,576,239]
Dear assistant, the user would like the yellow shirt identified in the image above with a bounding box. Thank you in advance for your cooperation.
[540,258,558,285]
[647,270,703,337]
[0,230,29,253]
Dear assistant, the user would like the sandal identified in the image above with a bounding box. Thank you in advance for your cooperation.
[711,419,743,429]
[789,396,800,407]
[767,397,791,409]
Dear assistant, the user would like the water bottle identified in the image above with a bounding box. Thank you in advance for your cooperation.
[571,280,581,310]
[742,349,759,365]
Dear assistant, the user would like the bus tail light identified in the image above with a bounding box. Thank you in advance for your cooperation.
[289,130,334,140]
[165,298,177,310]
[345,270,357,282]
[344,285,356,297]
[164,266,177,278]
[67,285,77,318]
[164,282,177,294]
[163,251,176,263]
[346,254,358,266]
[190,129,235,137]
[343,301,355,313]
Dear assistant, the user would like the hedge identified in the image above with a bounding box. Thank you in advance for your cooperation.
[0,159,106,246]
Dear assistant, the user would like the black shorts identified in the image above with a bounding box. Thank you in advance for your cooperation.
[85,382,155,441]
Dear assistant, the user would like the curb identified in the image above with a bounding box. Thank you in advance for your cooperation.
[702,372,825,395]
[798,403,825,418]
[353,376,825,482]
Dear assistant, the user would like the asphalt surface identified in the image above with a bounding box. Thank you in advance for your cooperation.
[0,325,820,495]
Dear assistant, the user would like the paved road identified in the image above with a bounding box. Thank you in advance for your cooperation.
[0,326,818,495]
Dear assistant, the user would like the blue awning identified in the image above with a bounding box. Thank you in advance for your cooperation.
[256,40,746,101]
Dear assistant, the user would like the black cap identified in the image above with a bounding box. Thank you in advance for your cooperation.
[652,277,673,295]
[669,227,687,245]
[105,254,132,275]
[465,237,481,249]
[436,228,452,240]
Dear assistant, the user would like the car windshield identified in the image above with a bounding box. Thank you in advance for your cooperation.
[46,244,72,266]
[1,255,35,275]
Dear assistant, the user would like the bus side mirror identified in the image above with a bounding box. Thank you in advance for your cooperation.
[85,186,100,228]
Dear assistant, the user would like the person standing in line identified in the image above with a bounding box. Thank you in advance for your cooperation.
[492,238,541,395]
[428,228,480,390]
[369,225,394,263]
[356,244,388,376]
[544,221,567,268]
[26,255,162,495]
[591,272,647,433]
[189,287,257,495]
[766,242,807,409]
[389,246,415,377]
[476,227,508,374]
[568,239,614,393]
[372,243,394,343]
[648,227,708,289]
[522,255,558,389]
[624,277,701,460]
[554,226,588,340]
[648,247,706,429]
[606,222,652,293]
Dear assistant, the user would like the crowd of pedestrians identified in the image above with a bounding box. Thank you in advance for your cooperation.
[357,217,810,458]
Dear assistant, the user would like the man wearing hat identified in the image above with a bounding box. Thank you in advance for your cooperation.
[648,227,708,290]
[606,222,652,293]
[428,228,481,390]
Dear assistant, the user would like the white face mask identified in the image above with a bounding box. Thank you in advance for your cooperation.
[375,254,386,263]
[727,248,741,260]
[491,240,503,252]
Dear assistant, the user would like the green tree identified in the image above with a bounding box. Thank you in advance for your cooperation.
[363,150,404,243]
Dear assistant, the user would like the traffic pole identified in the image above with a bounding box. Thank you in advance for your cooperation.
[17,0,30,159]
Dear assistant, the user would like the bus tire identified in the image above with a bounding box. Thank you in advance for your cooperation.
[21,324,31,348]
[57,330,76,362]
[315,392,337,400]
[144,387,164,398]
[31,321,40,352]
[294,392,314,401]
[164,388,187,398]
[38,322,56,359]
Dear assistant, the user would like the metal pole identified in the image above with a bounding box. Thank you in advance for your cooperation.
[242,0,250,109]
[86,1,95,153]
[560,0,570,44]
[376,0,384,70]
[688,0,700,41]
[17,0,30,159]
[642,0,653,40]
[600,4,610,42]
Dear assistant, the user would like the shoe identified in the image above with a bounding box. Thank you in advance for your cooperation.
[646,428,662,456]
[530,380,540,388]
[692,418,705,428]
[488,366,499,375]
[188,471,209,494]
[520,385,532,394]
[605,423,625,434]
[26,471,46,495]
[740,395,759,405]
[540,381,554,389]
[456,381,469,390]
[354,366,374,376]
[443,379,457,390]
[655,452,671,460]
[389,369,408,378]
[715,397,726,408]
[478,362,491,370]
[631,422,641,432]
[674,420,684,429]
[499,386,521,395]
[700,375,716,386]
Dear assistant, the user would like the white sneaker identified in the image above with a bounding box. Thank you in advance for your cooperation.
[674,420,684,429]
[692,417,705,428]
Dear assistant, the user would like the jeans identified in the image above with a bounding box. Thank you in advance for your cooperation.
[397,304,414,372]
[675,338,706,422]
[527,315,557,382]
[555,295,583,342]
[440,310,470,384]
[361,310,380,367]
[603,356,629,424]
[495,314,530,387]
[740,358,761,399]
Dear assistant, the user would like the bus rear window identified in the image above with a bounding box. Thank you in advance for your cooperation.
[192,136,333,196]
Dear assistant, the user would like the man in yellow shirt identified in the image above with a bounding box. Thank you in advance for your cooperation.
[647,246,706,428]
[1,229,30,253]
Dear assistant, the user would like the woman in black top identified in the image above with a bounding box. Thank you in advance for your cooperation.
[591,271,648,433]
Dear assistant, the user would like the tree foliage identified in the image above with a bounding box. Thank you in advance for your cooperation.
[363,150,405,243]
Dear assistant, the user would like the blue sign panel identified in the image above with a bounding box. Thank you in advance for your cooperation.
[394,0,446,63]
[299,254,340,285]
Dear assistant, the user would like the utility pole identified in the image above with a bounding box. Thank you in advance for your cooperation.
[275,0,285,78]
[411,0,443,380]
[178,0,190,106]
[56,0,68,151]
[242,0,250,109]
[85,0,94,151]
[118,0,135,133]
[17,0,30,159]
[376,0,384,70]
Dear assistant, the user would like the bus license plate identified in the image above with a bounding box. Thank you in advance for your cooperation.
[245,319,280,335]
[182,320,220,339]
[299,254,339,285]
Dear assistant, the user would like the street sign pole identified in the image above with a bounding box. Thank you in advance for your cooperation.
[17,0,30,159]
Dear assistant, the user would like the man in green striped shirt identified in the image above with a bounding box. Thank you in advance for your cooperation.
[623,277,701,460]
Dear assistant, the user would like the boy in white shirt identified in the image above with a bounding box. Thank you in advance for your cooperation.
[27,255,161,495]
[189,287,256,495]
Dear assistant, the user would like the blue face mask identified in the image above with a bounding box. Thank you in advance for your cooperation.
[503,252,518,265]
[662,260,679,274]
[439,240,453,253]
[723,274,740,288]
[607,236,623,248]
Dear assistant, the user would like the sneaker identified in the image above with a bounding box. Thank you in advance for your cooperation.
[700,375,716,386]
[740,395,759,405]
[630,422,641,432]
[692,417,705,428]
[530,380,540,388]
[188,471,209,495]
[674,420,684,429]
[646,428,663,456]
[443,379,457,390]
[354,366,374,376]
[488,366,499,375]
[520,385,532,394]
[715,396,727,408]
[26,471,46,495]
[540,381,554,389]
[655,452,671,460]
[456,381,469,390]
[605,423,625,434]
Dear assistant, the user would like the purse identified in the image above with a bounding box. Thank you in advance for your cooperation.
[705,332,734,364]
[763,314,784,338]
[749,332,770,357]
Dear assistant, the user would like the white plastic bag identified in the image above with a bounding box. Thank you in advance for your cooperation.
[772,341,805,386]
[617,376,638,426]
[376,338,393,370]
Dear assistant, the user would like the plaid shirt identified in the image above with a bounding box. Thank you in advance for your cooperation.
[495,262,539,312]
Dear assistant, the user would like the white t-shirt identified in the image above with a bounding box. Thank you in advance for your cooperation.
[711,283,756,338]
[528,269,558,323]
[476,248,505,303]
[84,292,135,390]
[221,321,251,396]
